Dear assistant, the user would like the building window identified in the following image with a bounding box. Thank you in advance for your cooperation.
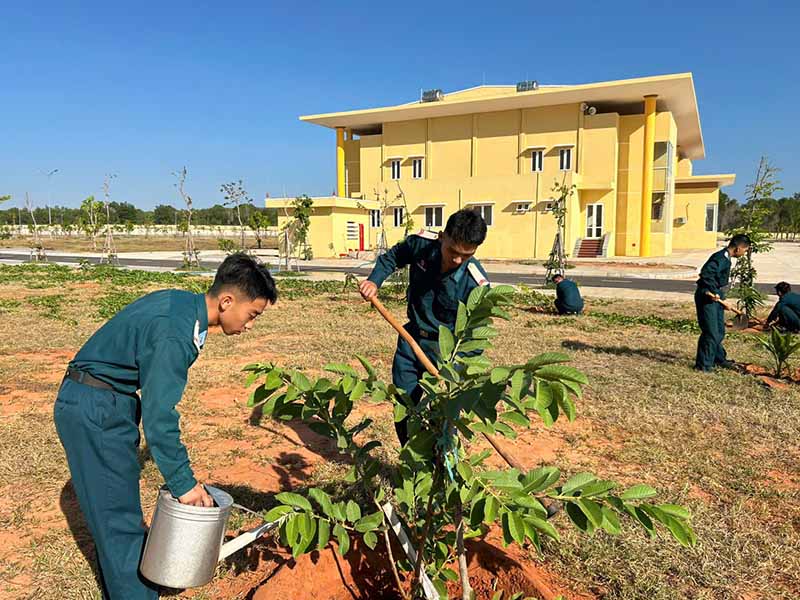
[412,158,424,179]
[705,203,718,232]
[393,206,404,227]
[531,150,543,172]
[424,206,443,228]
[346,221,358,240]
[390,159,401,180]
[559,148,572,171]
[370,209,381,228]
[472,204,493,226]
[515,202,531,213]
[651,193,665,221]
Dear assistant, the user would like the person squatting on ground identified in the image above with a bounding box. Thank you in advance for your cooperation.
[693,234,750,372]
[551,273,584,315]
[358,209,490,445]
[766,281,800,333]
[54,253,277,599]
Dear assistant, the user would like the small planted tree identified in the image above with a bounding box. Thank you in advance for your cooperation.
[100,175,119,265]
[220,180,251,250]
[727,157,781,320]
[544,178,575,283]
[756,329,800,378]
[248,210,271,250]
[244,286,695,599]
[24,193,46,261]
[174,166,200,268]
[280,194,314,267]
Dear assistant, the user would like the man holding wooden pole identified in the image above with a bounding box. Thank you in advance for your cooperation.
[358,209,489,445]
[694,234,751,372]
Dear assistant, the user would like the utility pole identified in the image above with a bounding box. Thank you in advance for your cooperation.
[42,168,59,229]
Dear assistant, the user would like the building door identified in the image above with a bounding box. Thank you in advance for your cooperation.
[586,203,604,238]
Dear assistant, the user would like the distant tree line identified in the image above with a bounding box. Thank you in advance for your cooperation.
[719,190,800,239]
[0,201,277,229]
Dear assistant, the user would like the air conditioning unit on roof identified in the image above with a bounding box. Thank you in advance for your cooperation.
[421,89,444,102]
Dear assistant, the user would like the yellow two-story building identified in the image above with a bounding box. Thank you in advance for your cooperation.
[269,73,734,259]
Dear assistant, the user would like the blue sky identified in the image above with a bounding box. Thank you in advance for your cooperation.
[2,0,798,211]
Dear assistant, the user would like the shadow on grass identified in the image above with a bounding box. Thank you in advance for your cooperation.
[561,338,688,365]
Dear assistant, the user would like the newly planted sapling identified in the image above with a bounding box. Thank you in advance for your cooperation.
[244,285,696,599]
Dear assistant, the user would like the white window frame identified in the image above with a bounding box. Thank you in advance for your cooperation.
[585,203,603,238]
[705,203,718,232]
[393,206,405,228]
[390,159,401,180]
[424,206,443,228]
[370,209,381,228]
[514,202,531,213]
[559,147,572,171]
[412,157,424,179]
[531,150,543,172]
[472,204,493,227]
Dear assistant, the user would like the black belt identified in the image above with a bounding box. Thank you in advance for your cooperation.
[64,368,114,391]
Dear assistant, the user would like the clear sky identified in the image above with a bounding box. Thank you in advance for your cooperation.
[3,0,798,211]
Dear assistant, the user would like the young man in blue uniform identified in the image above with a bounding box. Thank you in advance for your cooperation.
[358,209,490,445]
[551,274,584,315]
[694,234,750,372]
[54,253,277,599]
[767,281,800,332]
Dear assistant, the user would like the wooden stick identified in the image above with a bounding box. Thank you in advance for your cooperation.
[706,291,745,316]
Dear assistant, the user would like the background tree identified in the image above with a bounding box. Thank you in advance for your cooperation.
[727,157,782,319]
[248,210,272,249]
[220,180,251,249]
[717,190,740,232]
[100,175,119,264]
[79,196,104,249]
[173,166,200,268]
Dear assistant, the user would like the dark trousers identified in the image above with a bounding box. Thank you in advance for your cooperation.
[54,378,158,600]
[391,330,439,446]
[694,290,727,370]
[775,305,800,332]
[555,299,584,315]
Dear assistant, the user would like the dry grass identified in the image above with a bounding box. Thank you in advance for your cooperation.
[0,269,798,599]
[0,235,277,253]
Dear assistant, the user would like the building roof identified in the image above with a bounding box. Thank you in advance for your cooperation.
[675,174,736,188]
[300,73,707,159]
[266,196,380,210]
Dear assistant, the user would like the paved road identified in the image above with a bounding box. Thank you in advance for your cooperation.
[0,252,779,294]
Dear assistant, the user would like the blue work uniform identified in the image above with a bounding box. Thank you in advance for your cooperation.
[366,230,489,445]
[694,248,731,371]
[767,291,800,332]
[555,279,584,315]
[54,290,208,599]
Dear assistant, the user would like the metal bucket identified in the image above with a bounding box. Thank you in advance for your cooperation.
[140,485,234,589]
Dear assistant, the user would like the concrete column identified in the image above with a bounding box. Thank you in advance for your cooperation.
[336,126,346,197]
[639,95,657,257]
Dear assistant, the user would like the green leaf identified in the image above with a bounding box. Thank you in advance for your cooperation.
[556,393,576,422]
[317,518,331,550]
[285,514,300,547]
[350,380,367,402]
[620,484,658,501]
[470,325,499,339]
[500,410,530,427]
[441,567,459,582]
[565,502,590,533]
[459,340,491,353]
[577,499,604,528]
[324,363,359,377]
[438,325,455,359]
[600,506,621,535]
[265,504,294,522]
[363,530,378,550]
[467,285,489,310]
[291,371,312,392]
[346,500,362,523]
[354,511,383,533]
[522,466,561,493]
[470,497,486,527]
[533,380,554,411]
[523,515,560,542]
[490,367,510,384]
[510,369,525,402]
[525,352,570,370]
[501,511,514,546]
[656,504,691,520]
[508,512,525,544]
[393,403,407,422]
[275,492,313,512]
[455,302,468,336]
[484,496,499,524]
[578,480,616,498]
[334,523,350,555]
[308,488,334,517]
[535,364,589,385]
[355,354,377,379]
[561,472,598,496]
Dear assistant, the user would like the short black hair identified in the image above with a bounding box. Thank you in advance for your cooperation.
[444,209,487,246]
[551,274,564,283]
[775,281,791,295]
[728,234,751,248]
[209,253,277,304]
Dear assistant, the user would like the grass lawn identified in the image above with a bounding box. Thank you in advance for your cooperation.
[0,265,797,599]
